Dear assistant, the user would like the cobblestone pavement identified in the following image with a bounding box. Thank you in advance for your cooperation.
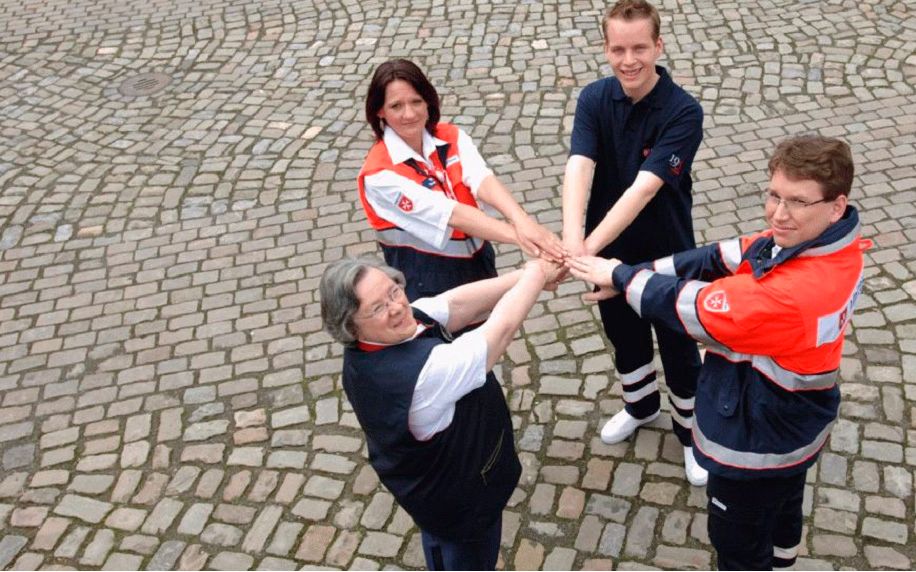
[0,0,914,570]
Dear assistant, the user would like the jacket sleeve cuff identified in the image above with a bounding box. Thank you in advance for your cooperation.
[612,263,638,292]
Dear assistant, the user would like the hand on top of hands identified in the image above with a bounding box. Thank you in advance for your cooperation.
[514,217,567,264]
[566,255,622,301]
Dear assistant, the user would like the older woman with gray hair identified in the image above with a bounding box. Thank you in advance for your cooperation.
[320,254,561,570]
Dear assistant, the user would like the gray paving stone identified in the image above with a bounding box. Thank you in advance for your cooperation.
[148,540,187,571]
[210,551,254,571]
[53,495,113,524]
[864,545,911,570]
[101,552,143,570]
[585,493,631,523]
[862,517,908,544]
[0,536,28,569]
[256,556,299,570]
[625,506,659,558]
[597,522,626,557]
[357,532,402,558]
[200,523,244,547]
[177,504,214,536]
[242,505,283,553]
[611,463,644,497]
[80,529,115,567]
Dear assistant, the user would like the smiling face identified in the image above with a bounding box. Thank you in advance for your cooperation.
[352,267,417,345]
[603,16,663,102]
[765,169,847,248]
[376,79,429,154]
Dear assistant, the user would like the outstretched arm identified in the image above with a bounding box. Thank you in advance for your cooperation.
[561,155,596,257]
[440,260,561,369]
[448,202,518,245]
[476,175,565,262]
[583,171,664,255]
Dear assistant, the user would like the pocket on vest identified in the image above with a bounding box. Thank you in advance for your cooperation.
[480,430,504,486]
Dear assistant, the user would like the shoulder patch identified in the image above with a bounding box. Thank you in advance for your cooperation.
[703,290,730,313]
[397,194,414,213]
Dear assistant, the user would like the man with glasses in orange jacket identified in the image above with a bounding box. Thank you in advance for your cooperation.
[569,135,866,570]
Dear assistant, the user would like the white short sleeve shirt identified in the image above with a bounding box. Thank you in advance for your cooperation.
[408,295,489,441]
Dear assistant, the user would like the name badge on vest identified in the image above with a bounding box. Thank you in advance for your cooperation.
[422,177,437,189]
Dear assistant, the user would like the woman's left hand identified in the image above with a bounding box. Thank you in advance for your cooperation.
[514,217,566,262]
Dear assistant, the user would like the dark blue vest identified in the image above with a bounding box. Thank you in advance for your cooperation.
[342,309,520,540]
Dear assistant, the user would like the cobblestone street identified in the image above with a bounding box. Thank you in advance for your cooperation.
[1,0,915,569]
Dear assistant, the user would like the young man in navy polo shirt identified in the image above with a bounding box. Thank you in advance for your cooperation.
[561,0,706,485]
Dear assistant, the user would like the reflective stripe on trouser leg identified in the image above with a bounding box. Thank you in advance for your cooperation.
[620,362,659,420]
[655,322,701,446]
[772,543,800,569]
[771,477,804,569]
[598,294,659,420]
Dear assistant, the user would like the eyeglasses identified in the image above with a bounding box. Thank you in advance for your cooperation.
[354,284,405,321]
[761,190,832,214]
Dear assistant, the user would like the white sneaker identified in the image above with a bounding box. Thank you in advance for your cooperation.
[600,409,659,444]
[684,446,708,486]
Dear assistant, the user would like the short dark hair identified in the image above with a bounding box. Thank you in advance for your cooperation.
[768,135,854,200]
[365,59,441,141]
[603,0,661,42]
[319,255,406,347]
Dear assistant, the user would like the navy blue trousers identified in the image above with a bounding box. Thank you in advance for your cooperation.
[707,472,806,570]
[598,293,701,446]
[421,515,502,571]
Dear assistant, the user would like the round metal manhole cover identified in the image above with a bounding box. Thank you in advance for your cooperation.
[117,72,172,97]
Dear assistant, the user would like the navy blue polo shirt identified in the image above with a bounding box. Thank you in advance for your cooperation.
[570,66,703,263]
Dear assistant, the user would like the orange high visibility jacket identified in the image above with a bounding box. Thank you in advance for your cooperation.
[357,123,497,299]
[358,122,487,255]
[612,206,865,479]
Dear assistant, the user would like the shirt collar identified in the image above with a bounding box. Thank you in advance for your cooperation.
[356,322,431,352]
[746,205,861,278]
[611,65,673,108]
[383,125,448,165]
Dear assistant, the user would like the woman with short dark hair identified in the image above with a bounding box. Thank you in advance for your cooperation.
[358,59,564,300]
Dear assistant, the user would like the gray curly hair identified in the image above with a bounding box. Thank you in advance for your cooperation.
[319,255,406,347]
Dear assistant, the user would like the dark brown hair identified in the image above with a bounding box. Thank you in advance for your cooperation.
[603,0,661,42]
[768,135,854,200]
[365,59,440,141]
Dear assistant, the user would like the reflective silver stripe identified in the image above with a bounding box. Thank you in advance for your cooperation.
[801,220,860,258]
[719,238,743,272]
[754,354,838,391]
[669,393,695,411]
[670,407,692,429]
[654,256,675,276]
[620,362,655,385]
[624,380,659,403]
[625,269,653,317]
[816,270,863,347]
[773,544,800,559]
[676,281,716,345]
[711,347,838,391]
[694,419,833,470]
[377,228,483,259]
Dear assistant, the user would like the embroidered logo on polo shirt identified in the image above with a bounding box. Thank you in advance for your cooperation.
[703,290,730,313]
[668,154,684,176]
[397,194,414,213]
